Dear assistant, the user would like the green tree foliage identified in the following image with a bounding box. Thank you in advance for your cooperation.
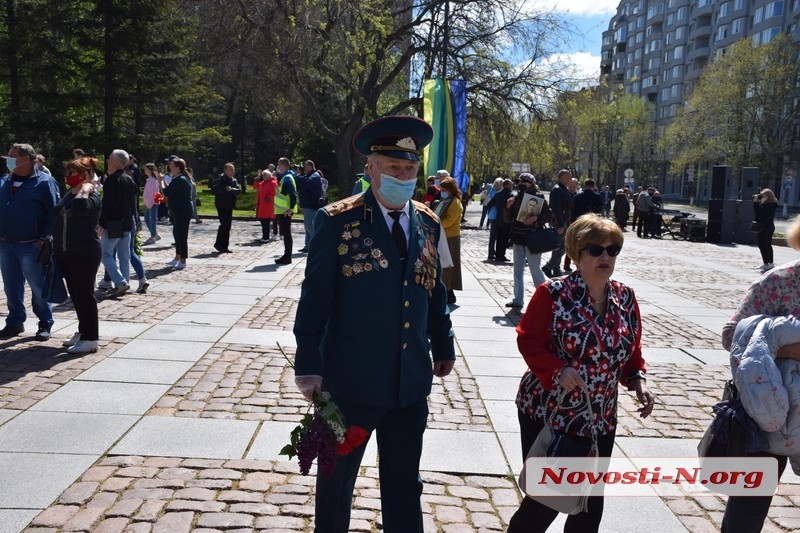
[0,0,225,167]
[664,35,800,191]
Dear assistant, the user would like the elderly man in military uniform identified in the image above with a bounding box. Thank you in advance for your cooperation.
[293,115,456,533]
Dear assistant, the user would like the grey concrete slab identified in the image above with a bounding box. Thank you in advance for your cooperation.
[457,339,519,358]
[419,429,509,475]
[246,420,378,467]
[139,324,229,343]
[474,376,519,401]
[161,311,241,328]
[683,315,729,335]
[110,338,212,362]
[180,301,253,316]
[211,285,272,296]
[455,327,515,342]
[683,348,731,366]
[220,328,296,347]
[30,381,169,415]
[466,356,527,377]
[0,510,39,533]
[264,288,302,299]
[0,409,21,427]
[221,277,285,289]
[639,348,700,364]
[194,292,263,305]
[450,304,509,318]
[77,358,194,384]
[496,431,523,477]
[483,400,519,433]
[0,411,138,454]
[148,282,216,294]
[112,416,258,459]
[98,320,154,339]
[0,452,98,508]
[548,494,690,532]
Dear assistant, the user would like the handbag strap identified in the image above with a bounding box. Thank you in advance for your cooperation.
[547,386,598,449]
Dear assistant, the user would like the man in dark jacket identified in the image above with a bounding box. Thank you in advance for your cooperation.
[0,143,60,339]
[99,149,138,297]
[297,160,323,253]
[211,162,241,253]
[542,169,573,277]
[488,179,513,262]
[571,178,604,221]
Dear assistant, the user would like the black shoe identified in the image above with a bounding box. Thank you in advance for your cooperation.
[494,256,509,262]
[0,324,24,338]
[447,290,457,304]
[275,256,292,265]
[298,247,309,253]
[35,323,51,341]
[505,302,523,309]
[487,256,495,261]
[542,264,553,277]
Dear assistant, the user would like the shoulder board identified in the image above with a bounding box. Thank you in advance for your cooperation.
[323,194,365,217]
[412,200,439,224]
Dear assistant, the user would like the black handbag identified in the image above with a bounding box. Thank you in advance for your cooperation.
[526,226,560,254]
[750,221,764,233]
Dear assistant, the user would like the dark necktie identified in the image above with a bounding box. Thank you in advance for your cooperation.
[388,211,407,266]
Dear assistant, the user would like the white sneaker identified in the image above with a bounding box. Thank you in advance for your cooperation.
[67,340,98,354]
[136,278,150,294]
[760,263,774,272]
[62,332,81,347]
[97,280,113,291]
[172,261,186,270]
[166,258,179,267]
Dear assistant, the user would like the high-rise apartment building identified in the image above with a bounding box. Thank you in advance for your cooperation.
[601,0,800,128]
[600,0,800,196]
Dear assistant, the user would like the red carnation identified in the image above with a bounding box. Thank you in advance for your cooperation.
[336,426,369,456]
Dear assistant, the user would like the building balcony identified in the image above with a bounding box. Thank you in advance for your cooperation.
[642,84,659,95]
[647,12,664,24]
[689,24,712,40]
[695,2,713,16]
[688,46,710,61]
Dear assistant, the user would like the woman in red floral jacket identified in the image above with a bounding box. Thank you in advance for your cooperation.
[508,214,656,532]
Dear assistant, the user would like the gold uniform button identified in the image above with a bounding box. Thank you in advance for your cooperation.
[404,322,411,329]
[404,280,408,286]
[404,301,410,308]
[402,342,408,349]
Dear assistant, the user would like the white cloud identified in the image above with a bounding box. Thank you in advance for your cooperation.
[545,52,602,85]
[528,0,619,17]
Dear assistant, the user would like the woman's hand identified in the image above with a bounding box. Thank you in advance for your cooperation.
[558,367,586,392]
[633,380,655,418]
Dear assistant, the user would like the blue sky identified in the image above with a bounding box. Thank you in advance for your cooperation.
[534,0,619,79]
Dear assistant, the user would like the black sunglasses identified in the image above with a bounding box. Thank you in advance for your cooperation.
[584,244,622,257]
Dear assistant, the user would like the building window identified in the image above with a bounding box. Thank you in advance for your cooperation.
[698,0,713,7]
[661,88,670,101]
[672,65,682,78]
[635,48,643,59]
[632,81,641,93]
[636,32,644,43]
[667,13,675,25]
[671,84,682,98]
[615,27,627,42]
[647,39,662,53]
[732,18,745,34]
[677,6,687,19]
[760,26,782,44]
[676,26,686,39]
[717,25,729,41]
[668,0,676,7]
[718,2,731,19]
[674,45,684,59]
[734,0,745,9]
[647,57,660,70]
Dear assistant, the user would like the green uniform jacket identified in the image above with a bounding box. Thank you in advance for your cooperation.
[293,188,456,407]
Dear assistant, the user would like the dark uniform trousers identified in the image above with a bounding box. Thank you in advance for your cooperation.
[314,397,428,533]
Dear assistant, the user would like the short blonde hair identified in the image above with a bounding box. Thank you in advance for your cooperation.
[565,214,624,262]
[760,188,777,203]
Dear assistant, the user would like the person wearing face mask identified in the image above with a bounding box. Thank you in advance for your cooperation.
[52,157,102,354]
[293,115,456,533]
[0,143,60,340]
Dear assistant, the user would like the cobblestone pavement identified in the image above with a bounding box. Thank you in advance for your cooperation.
[1,208,799,532]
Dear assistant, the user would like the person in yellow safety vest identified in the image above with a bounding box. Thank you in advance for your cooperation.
[350,164,371,196]
[274,157,298,265]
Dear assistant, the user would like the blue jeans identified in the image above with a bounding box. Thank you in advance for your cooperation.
[302,207,316,248]
[101,232,131,286]
[511,243,546,307]
[145,207,159,238]
[0,241,53,327]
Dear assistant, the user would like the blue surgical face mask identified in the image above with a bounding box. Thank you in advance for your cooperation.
[4,156,17,174]
[439,191,450,199]
[377,174,416,207]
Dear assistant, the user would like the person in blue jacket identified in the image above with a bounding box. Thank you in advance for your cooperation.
[0,143,60,340]
[293,115,456,533]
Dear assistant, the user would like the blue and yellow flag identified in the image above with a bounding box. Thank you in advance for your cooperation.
[423,78,468,193]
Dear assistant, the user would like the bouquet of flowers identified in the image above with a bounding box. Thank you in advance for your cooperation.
[278,344,368,478]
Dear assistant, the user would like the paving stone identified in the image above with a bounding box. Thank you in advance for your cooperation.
[94,517,129,533]
[166,499,227,513]
[29,505,80,527]
[152,511,194,533]
[196,512,255,528]
[57,481,99,505]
